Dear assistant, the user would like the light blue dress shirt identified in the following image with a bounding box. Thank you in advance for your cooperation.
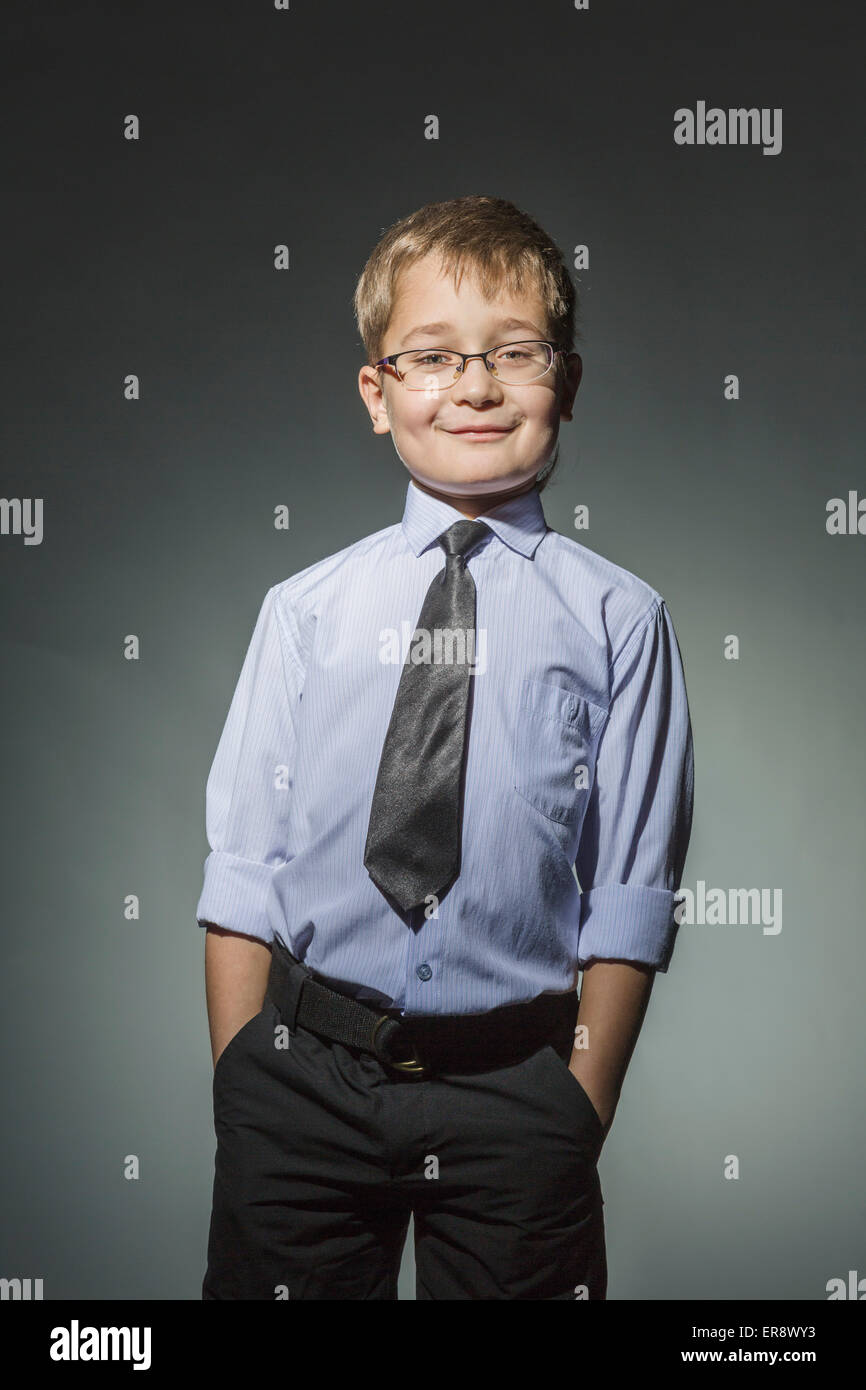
[195,479,694,1015]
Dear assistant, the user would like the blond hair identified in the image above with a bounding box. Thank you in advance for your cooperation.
[353,195,581,491]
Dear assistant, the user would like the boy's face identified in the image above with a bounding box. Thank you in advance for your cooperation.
[358,254,582,517]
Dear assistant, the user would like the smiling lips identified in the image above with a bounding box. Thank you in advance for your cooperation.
[446,425,515,439]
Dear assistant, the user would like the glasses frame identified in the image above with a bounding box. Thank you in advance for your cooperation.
[374,339,567,390]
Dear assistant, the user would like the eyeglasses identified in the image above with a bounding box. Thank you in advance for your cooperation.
[374,340,565,391]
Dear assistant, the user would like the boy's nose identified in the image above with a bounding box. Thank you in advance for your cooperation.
[451,357,504,400]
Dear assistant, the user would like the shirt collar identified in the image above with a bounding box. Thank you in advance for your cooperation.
[401,477,549,559]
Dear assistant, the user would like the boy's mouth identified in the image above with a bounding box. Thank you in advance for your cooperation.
[444,424,516,441]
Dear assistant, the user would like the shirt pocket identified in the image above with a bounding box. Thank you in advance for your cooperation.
[512,676,608,827]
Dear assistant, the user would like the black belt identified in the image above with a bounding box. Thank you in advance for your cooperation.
[264,935,579,1080]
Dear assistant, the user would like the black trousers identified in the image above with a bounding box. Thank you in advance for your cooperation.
[202,973,607,1300]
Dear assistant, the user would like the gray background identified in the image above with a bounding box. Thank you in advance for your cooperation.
[2,1,863,1299]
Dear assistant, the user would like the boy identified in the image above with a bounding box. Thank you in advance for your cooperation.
[197,194,694,1301]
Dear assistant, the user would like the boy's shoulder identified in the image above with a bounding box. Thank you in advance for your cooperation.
[269,520,401,607]
[542,526,665,650]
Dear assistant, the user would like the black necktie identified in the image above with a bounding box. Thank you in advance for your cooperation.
[363,518,491,912]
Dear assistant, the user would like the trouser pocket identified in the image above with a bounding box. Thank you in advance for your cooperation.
[537,1042,605,1152]
[212,1005,269,1088]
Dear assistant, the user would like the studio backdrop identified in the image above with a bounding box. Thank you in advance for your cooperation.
[1,0,863,1300]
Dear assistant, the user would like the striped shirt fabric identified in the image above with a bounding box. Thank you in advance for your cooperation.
[195,478,694,1016]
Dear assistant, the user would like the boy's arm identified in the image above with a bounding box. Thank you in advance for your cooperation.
[196,585,301,1067]
[568,960,655,1138]
[571,597,695,1143]
[205,923,273,1068]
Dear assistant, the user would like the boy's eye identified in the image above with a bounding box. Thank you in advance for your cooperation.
[497,347,532,361]
[408,351,454,366]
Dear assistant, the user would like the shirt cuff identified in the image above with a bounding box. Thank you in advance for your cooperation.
[577,883,681,972]
[195,850,277,944]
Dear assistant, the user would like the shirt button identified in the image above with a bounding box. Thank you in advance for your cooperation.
[416,963,433,982]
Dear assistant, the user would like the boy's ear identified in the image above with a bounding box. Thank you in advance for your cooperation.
[559,352,583,422]
[358,363,392,434]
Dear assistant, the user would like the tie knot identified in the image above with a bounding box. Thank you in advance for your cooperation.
[437,519,491,561]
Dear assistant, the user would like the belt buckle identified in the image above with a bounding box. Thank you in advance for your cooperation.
[372,1014,428,1077]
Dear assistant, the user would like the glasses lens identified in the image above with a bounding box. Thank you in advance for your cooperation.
[489,342,553,383]
[400,350,463,391]
[399,342,553,389]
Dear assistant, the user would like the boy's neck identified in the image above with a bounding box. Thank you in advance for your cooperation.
[409,475,538,519]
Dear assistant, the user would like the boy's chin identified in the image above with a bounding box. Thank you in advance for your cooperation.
[408,464,539,495]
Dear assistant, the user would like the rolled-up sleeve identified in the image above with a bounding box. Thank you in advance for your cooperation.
[575,596,694,972]
[195,585,300,943]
